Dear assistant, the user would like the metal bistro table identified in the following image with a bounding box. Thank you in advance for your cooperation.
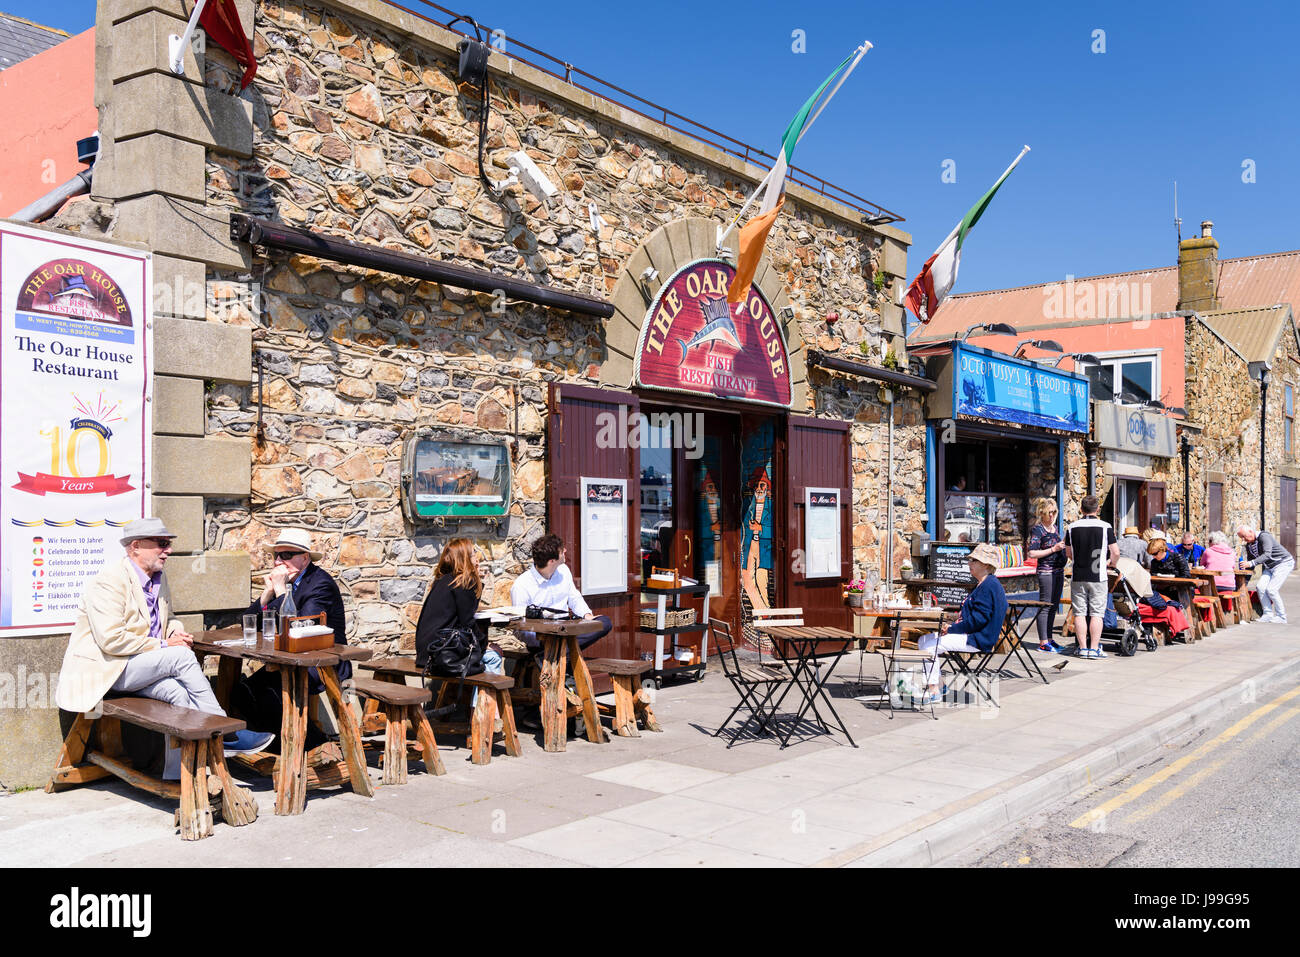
[194,628,374,815]
[510,617,609,752]
[996,599,1052,683]
[753,624,858,749]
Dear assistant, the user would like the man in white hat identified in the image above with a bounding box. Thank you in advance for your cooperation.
[54,518,273,777]
[233,528,347,748]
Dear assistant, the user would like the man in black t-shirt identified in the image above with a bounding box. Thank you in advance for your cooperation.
[1065,496,1120,659]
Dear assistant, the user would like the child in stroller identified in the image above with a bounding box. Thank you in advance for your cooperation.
[1100,557,1189,655]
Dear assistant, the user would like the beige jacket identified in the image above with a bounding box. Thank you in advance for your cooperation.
[54,557,184,713]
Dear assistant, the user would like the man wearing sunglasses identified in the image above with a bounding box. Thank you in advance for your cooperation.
[54,517,273,778]
[233,528,348,749]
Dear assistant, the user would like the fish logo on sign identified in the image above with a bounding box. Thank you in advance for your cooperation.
[677,296,741,363]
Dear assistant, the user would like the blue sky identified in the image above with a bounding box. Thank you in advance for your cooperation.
[13,0,1300,292]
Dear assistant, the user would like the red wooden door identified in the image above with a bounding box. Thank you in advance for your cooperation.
[785,415,851,629]
[546,383,640,660]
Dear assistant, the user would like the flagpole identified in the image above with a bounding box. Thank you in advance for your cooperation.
[169,0,210,75]
[796,41,871,146]
[716,41,870,251]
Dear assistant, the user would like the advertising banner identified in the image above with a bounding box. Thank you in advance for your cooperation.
[634,259,792,408]
[1,223,152,637]
[953,344,1089,433]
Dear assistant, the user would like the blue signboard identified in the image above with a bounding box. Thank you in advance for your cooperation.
[953,345,1089,433]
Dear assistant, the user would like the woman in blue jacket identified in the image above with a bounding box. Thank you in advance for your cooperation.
[918,542,1008,703]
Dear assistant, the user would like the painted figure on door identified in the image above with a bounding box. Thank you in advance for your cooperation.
[741,466,773,609]
[697,468,721,565]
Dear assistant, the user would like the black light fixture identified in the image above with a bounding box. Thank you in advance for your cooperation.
[1052,352,1100,368]
[1142,399,1166,412]
[960,321,1018,342]
[1012,338,1064,358]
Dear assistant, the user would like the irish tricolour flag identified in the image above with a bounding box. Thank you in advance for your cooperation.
[725,43,872,305]
[905,146,1031,324]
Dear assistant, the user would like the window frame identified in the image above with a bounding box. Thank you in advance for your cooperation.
[1077,350,1162,405]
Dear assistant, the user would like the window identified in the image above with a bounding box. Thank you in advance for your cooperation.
[1286,383,1294,457]
[1079,353,1160,405]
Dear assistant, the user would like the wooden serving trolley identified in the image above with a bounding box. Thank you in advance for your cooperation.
[639,582,711,689]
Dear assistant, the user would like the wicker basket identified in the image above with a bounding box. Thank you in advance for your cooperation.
[640,607,696,629]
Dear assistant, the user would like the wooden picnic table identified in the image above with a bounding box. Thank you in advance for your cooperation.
[194,627,374,815]
[1148,575,1205,640]
[509,618,608,752]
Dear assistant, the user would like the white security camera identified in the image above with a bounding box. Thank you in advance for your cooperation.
[507,150,557,204]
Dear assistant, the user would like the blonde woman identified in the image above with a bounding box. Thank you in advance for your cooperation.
[1026,498,1067,653]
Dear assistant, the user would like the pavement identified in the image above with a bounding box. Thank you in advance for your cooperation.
[2,582,1296,868]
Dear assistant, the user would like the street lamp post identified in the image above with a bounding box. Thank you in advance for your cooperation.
[1179,431,1192,531]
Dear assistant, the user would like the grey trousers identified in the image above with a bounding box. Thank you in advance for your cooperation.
[110,646,225,778]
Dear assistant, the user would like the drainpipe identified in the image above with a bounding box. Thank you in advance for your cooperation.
[1085,440,1099,498]
[11,134,99,223]
[884,385,895,590]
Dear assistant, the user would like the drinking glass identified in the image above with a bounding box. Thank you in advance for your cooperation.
[262,611,278,641]
[921,592,933,610]
[242,613,258,647]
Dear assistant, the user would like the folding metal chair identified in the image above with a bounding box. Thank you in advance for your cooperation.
[943,639,1000,708]
[874,611,946,720]
[709,617,793,747]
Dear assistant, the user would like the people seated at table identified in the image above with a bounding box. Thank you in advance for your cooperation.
[53,518,272,779]
[1117,556,1192,642]
[917,542,1008,703]
[510,533,611,654]
[1147,536,1191,580]
[231,528,348,751]
[415,538,504,692]
[1201,531,1239,590]
[1026,498,1067,654]
[1174,531,1205,567]
[1236,525,1295,624]
[1066,495,1120,659]
[1117,526,1150,567]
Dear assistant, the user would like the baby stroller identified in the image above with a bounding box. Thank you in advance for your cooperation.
[1100,557,1160,656]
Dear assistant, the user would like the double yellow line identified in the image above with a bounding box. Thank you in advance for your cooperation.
[1070,684,1300,829]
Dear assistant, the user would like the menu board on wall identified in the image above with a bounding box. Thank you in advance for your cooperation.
[579,478,627,596]
[804,487,841,578]
[1,223,152,638]
[929,543,975,607]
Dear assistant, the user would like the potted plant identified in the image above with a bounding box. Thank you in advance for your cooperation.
[900,558,914,579]
[844,579,867,607]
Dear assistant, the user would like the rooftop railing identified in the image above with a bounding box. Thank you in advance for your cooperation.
[379,1,905,225]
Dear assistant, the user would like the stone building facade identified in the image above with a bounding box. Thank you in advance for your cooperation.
[1,0,919,786]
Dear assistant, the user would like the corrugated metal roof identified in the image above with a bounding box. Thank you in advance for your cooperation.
[1197,305,1296,365]
[909,248,1300,345]
[0,13,68,71]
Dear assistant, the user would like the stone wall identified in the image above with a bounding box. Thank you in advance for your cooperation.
[194,0,916,649]
[1183,320,1297,538]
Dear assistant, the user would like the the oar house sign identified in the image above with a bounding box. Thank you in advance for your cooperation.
[633,260,793,408]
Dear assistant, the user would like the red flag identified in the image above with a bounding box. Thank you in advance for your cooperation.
[199,0,257,90]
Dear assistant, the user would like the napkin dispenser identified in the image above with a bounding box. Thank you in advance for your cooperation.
[276,611,336,653]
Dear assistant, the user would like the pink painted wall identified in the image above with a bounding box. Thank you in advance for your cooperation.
[0,28,97,218]
[960,315,1188,409]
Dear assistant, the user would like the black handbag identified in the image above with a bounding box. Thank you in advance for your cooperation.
[419,625,485,679]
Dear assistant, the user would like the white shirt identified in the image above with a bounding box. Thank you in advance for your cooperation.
[510,563,591,618]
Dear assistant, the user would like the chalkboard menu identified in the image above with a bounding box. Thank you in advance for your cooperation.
[930,543,975,607]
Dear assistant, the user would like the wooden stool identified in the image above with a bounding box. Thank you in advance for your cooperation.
[364,658,521,766]
[1191,596,1220,633]
[584,658,662,736]
[47,698,258,841]
[351,677,443,783]
[1218,590,1246,625]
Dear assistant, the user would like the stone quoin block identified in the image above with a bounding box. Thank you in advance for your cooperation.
[152,374,205,436]
[110,73,254,156]
[153,436,251,496]
[150,494,205,553]
[115,196,250,272]
[166,551,254,613]
[153,317,252,384]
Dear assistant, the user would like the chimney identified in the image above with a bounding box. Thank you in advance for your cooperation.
[1177,219,1221,312]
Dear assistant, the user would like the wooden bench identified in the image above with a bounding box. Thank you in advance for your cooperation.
[350,677,444,784]
[362,657,521,766]
[1191,596,1222,632]
[584,658,662,737]
[47,698,259,841]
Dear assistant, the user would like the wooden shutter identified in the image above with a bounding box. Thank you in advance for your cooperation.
[1208,482,1223,535]
[785,414,851,629]
[1282,478,1297,557]
[546,383,640,659]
